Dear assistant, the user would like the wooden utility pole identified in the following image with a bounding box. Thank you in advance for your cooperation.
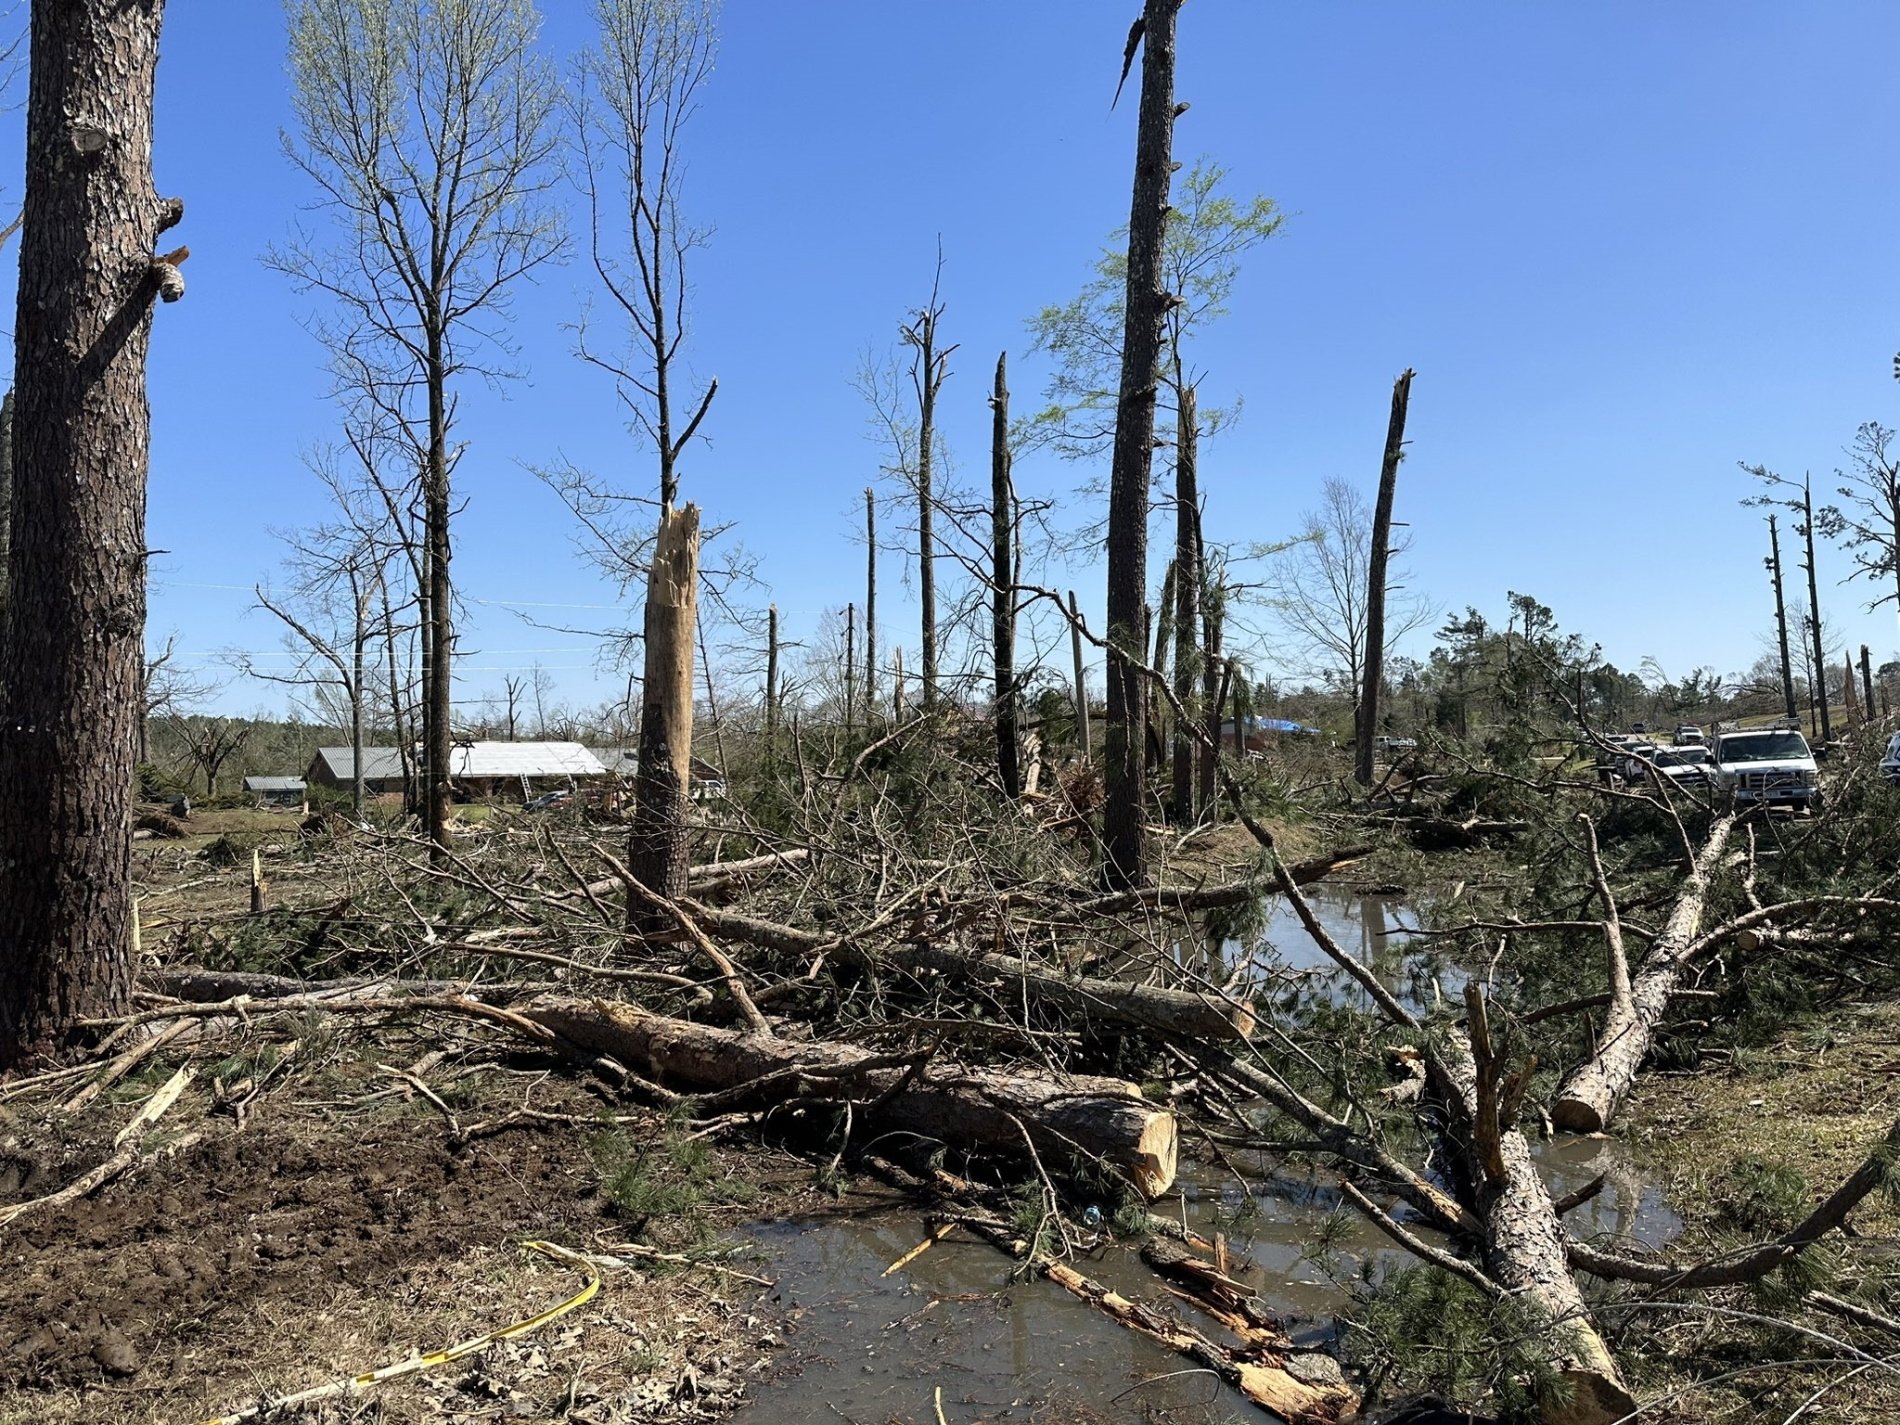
[990,351,1020,797]
[1068,590,1091,757]
[1799,477,1832,742]
[765,604,779,739]
[1102,0,1185,889]
[1170,385,1201,822]
[863,488,877,717]
[1767,515,1798,721]
[1356,370,1414,786]
[628,504,701,923]
[0,0,177,1067]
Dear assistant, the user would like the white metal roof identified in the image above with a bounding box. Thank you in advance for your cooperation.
[244,776,307,792]
[449,741,607,778]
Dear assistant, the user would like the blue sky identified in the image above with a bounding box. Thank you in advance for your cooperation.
[38,1,1900,715]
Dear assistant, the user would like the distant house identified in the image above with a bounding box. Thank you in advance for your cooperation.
[600,749,727,800]
[306,746,409,796]
[1216,716,1321,756]
[243,775,307,810]
[448,741,607,798]
[309,741,609,801]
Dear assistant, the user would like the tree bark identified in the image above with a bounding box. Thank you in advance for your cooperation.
[1102,0,1184,890]
[1171,387,1200,823]
[1198,515,1221,815]
[1768,515,1798,721]
[425,329,453,856]
[990,351,1019,797]
[525,997,1178,1197]
[1068,590,1091,757]
[628,504,701,925]
[1801,478,1832,742]
[0,0,173,1068]
[863,486,876,718]
[1861,644,1876,724]
[1355,369,1412,786]
[0,388,12,663]
[1551,813,1738,1132]
[843,601,855,731]
[764,602,779,738]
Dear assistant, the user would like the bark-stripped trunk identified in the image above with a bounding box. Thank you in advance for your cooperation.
[1101,0,1183,890]
[628,504,701,925]
[1355,369,1412,786]
[1768,515,1797,721]
[1551,813,1738,1132]
[990,351,1019,797]
[910,311,945,712]
[0,0,174,1068]
[1170,387,1199,823]
[525,997,1178,1197]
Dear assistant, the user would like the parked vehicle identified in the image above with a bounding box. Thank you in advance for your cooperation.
[1650,744,1713,787]
[1618,743,1660,782]
[523,788,573,812]
[1710,726,1822,811]
[1673,724,1704,746]
[1881,732,1900,784]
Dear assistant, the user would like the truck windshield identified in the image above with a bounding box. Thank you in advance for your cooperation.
[1654,749,1708,767]
[1719,732,1809,761]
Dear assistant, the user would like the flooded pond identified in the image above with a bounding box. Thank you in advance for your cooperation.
[738,891,1680,1421]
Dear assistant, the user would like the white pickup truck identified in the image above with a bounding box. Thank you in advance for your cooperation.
[1710,725,1822,812]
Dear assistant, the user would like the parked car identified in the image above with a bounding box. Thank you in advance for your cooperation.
[1710,726,1822,811]
[1880,731,1900,784]
[1618,742,1660,782]
[1374,735,1418,755]
[523,788,573,812]
[1650,744,1713,788]
[1673,724,1705,746]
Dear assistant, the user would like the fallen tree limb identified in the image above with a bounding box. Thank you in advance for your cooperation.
[1551,813,1738,1133]
[1568,1115,1900,1289]
[522,997,1178,1197]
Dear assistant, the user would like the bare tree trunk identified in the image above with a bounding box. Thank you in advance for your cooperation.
[0,0,174,1068]
[990,351,1020,797]
[1199,561,1222,816]
[1355,369,1413,786]
[1068,590,1091,758]
[844,601,855,731]
[863,486,877,718]
[1551,814,1738,1132]
[892,646,904,720]
[1171,386,1199,822]
[1102,0,1184,890]
[350,575,367,818]
[425,332,453,854]
[1801,478,1832,742]
[628,505,701,924]
[0,388,11,665]
[764,603,779,739]
[904,294,951,712]
[1861,644,1876,723]
[1768,515,1798,721]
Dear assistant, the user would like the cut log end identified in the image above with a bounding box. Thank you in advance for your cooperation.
[1546,1365,1640,1425]
[1549,1093,1609,1135]
[1132,1109,1178,1198]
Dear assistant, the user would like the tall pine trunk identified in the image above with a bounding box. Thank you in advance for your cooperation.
[1355,369,1413,786]
[1170,386,1199,822]
[629,504,701,923]
[990,352,1020,797]
[0,0,174,1067]
[863,487,877,719]
[1102,0,1184,890]
[1768,515,1797,721]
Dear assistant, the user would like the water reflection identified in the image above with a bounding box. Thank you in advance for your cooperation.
[1219,886,1462,1015]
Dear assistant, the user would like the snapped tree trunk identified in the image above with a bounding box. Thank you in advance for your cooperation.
[628,504,701,926]
[764,603,779,738]
[1861,644,1875,722]
[0,0,174,1068]
[1355,369,1413,787]
[1068,590,1091,757]
[1768,515,1798,722]
[1801,479,1831,742]
[525,997,1179,1197]
[1170,387,1200,822]
[990,350,1020,797]
[1102,0,1184,890]
[1551,813,1739,1132]
[1199,563,1222,815]
[863,486,876,717]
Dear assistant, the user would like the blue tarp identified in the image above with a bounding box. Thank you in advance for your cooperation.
[1238,717,1322,736]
